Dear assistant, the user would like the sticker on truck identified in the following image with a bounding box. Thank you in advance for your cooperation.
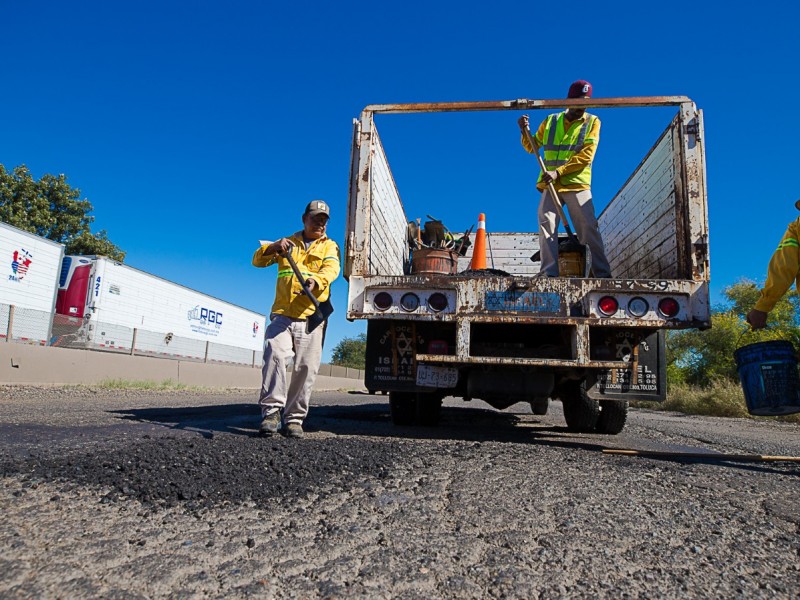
[485,291,561,314]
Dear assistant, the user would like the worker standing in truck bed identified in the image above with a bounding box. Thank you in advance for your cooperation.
[518,80,612,278]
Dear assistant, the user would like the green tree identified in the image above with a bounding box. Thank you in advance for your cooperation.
[667,280,800,385]
[0,164,125,261]
[331,333,367,369]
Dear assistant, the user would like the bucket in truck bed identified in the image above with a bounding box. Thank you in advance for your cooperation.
[557,241,590,277]
[411,248,458,275]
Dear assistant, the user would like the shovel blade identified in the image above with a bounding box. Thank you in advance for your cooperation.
[305,299,334,334]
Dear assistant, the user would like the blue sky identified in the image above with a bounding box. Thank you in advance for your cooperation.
[3,1,798,360]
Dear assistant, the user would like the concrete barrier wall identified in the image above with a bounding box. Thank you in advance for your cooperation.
[0,343,365,391]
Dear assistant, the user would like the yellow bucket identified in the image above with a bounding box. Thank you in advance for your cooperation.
[558,248,586,277]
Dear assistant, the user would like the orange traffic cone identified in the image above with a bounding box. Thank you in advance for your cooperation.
[470,213,487,270]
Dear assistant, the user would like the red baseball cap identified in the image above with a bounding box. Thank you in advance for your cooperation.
[567,80,592,98]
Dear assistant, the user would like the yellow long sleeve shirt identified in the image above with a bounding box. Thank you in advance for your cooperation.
[754,218,800,312]
[521,111,601,192]
[252,232,341,319]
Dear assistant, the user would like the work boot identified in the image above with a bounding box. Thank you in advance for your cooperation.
[259,411,281,436]
[284,422,304,439]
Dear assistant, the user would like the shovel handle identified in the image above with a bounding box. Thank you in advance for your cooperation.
[283,251,321,310]
[521,125,580,245]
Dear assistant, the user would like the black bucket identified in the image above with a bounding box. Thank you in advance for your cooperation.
[733,340,800,416]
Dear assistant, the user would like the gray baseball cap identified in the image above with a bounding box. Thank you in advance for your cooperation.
[304,200,330,217]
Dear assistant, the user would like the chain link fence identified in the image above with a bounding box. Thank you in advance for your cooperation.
[1,303,53,345]
[5,302,263,367]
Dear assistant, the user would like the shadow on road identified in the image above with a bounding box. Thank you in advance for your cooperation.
[110,400,609,455]
[110,403,260,439]
[108,400,799,476]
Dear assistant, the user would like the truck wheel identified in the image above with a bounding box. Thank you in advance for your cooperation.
[530,397,549,415]
[560,380,600,433]
[389,392,415,425]
[596,400,628,435]
[416,394,442,426]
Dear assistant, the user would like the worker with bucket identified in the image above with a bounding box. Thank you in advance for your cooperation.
[738,202,800,415]
[252,200,341,437]
[746,203,800,330]
[518,80,611,278]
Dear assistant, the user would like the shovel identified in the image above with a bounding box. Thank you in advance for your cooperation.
[521,122,588,275]
[284,251,334,334]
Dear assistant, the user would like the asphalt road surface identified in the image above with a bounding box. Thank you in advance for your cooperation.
[0,385,798,599]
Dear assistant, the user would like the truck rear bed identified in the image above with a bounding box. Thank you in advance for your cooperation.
[344,96,710,410]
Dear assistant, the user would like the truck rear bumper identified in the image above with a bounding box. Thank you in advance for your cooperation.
[415,353,629,370]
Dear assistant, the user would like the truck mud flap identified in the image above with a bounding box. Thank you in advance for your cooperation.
[589,330,666,402]
[365,320,452,392]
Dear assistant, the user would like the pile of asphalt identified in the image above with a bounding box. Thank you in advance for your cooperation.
[0,435,404,512]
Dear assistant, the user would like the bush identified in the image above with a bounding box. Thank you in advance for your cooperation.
[635,379,800,423]
[663,379,750,418]
[667,280,800,386]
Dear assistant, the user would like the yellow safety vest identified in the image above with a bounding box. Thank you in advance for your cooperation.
[540,113,598,187]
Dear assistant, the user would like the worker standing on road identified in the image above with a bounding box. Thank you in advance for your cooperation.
[518,80,612,278]
[252,200,341,438]
[746,203,800,329]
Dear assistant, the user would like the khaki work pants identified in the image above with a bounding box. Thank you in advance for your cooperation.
[258,314,324,425]
[538,188,612,277]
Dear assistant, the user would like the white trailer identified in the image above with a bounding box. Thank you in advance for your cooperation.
[0,221,65,345]
[54,256,266,365]
[345,95,710,434]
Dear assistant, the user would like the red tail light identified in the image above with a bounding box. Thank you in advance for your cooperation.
[658,298,680,317]
[598,296,619,316]
[428,340,448,353]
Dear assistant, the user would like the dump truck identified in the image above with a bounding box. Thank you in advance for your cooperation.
[344,95,710,434]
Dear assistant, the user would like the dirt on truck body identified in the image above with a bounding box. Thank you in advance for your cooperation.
[344,96,710,434]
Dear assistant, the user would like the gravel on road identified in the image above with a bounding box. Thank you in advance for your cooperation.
[0,386,798,598]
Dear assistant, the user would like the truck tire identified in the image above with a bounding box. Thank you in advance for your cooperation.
[389,392,415,426]
[530,397,549,415]
[416,393,442,426]
[596,400,628,435]
[560,379,600,433]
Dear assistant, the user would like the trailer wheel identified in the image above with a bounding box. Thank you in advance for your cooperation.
[596,400,628,435]
[530,397,549,415]
[560,379,600,433]
[389,392,415,425]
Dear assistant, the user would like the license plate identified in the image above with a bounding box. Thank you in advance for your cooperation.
[416,364,458,388]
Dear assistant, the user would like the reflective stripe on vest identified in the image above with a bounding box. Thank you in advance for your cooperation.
[543,113,595,169]
[278,268,315,278]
